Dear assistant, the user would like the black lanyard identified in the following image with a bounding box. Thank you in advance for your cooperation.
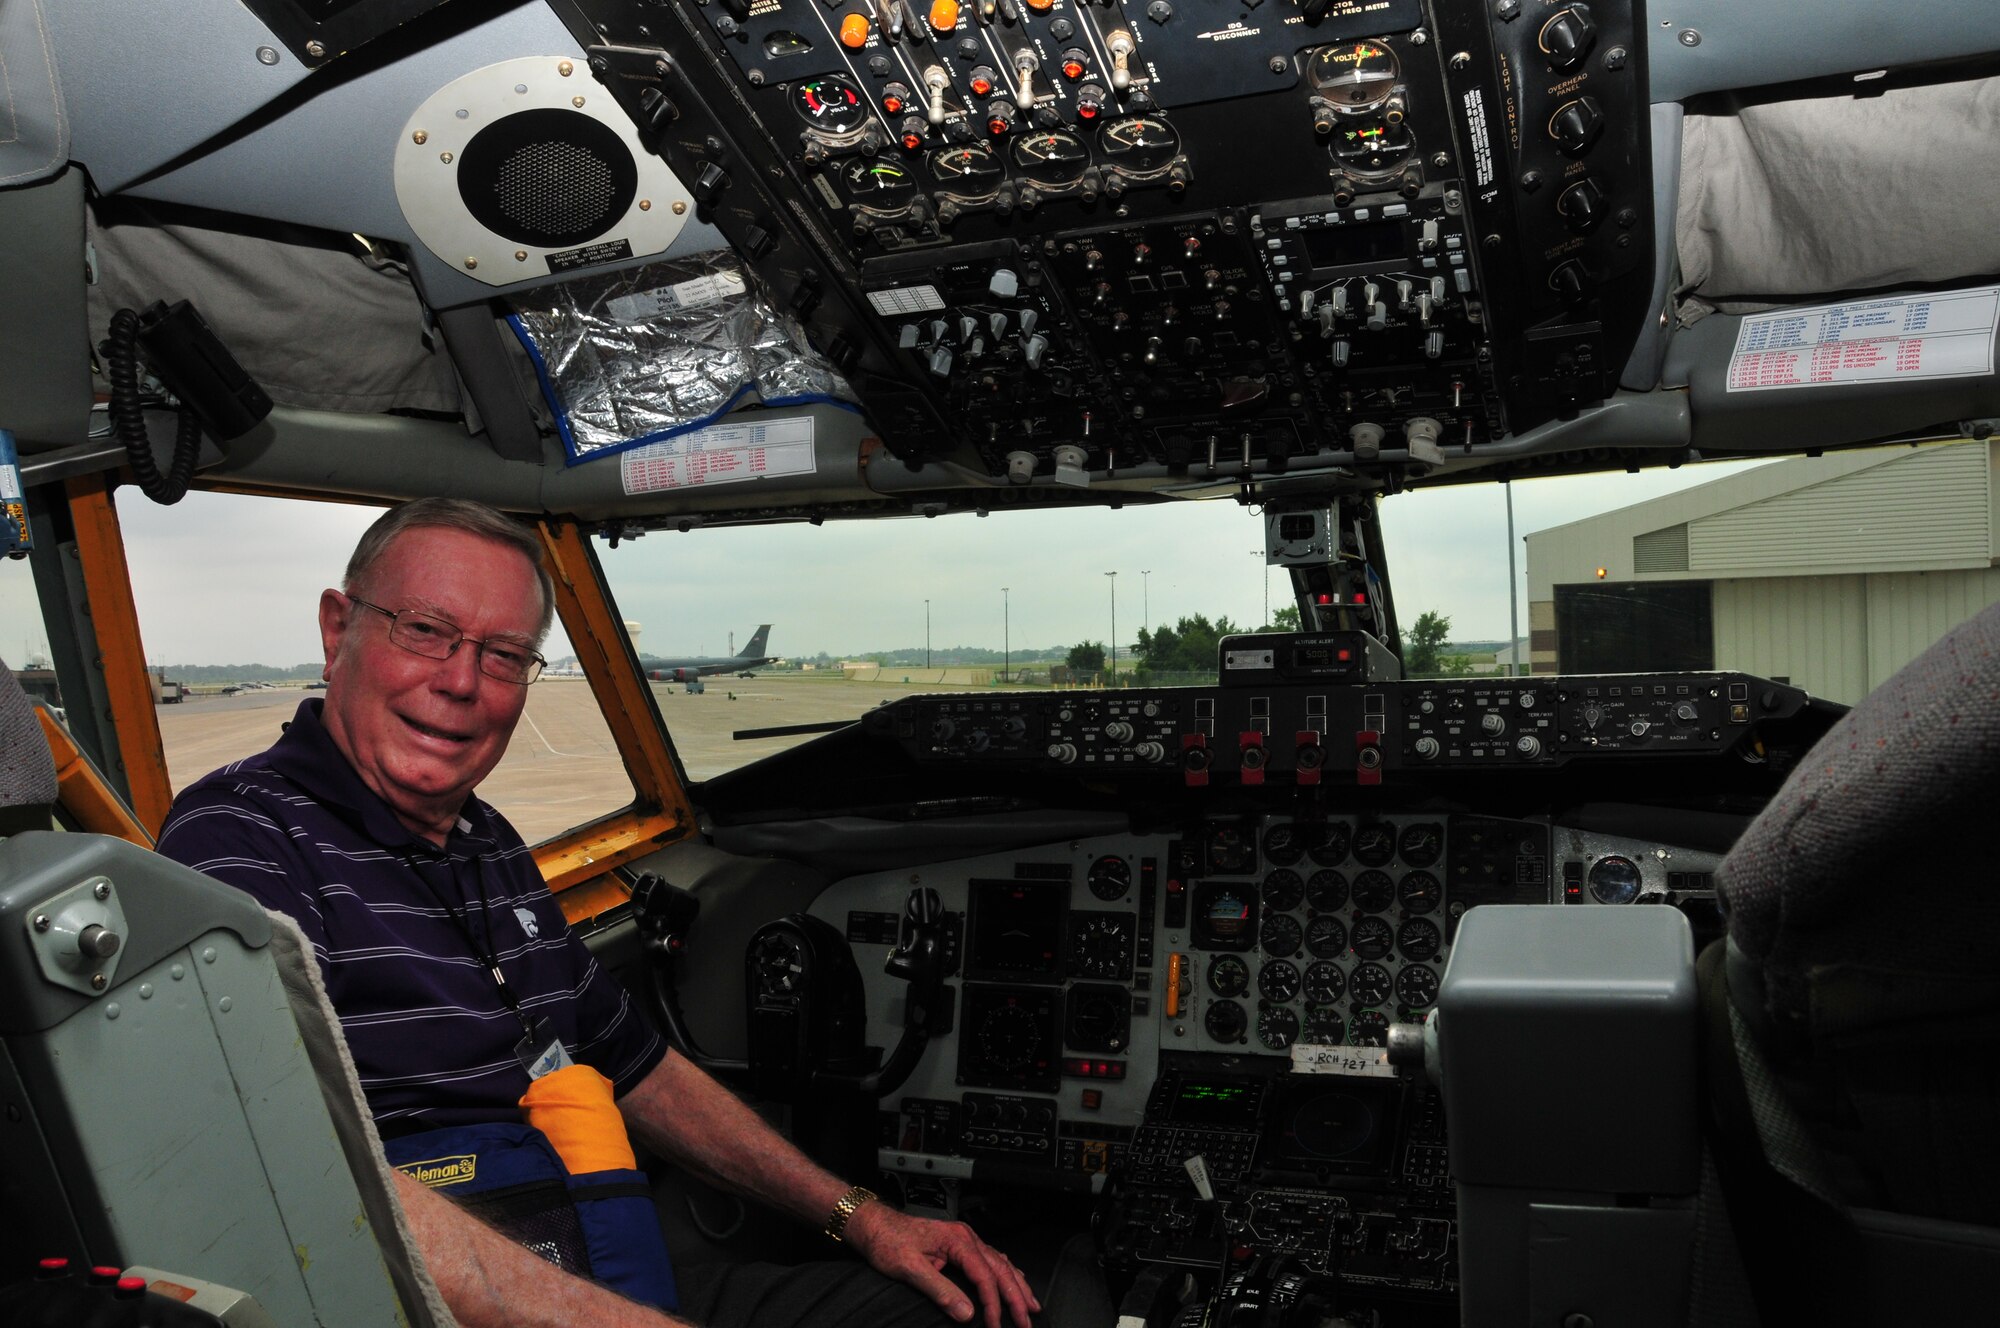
[414,851,538,1043]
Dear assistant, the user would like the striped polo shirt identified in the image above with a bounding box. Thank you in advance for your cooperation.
[157,699,666,1134]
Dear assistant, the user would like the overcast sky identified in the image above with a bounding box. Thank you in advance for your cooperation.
[2,458,1772,668]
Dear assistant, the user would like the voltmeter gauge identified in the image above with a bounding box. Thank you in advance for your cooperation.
[1396,964,1440,1009]
[1332,116,1415,174]
[1304,960,1346,1004]
[792,75,870,136]
[1308,42,1400,109]
[928,143,1006,201]
[1349,964,1393,1009]
[1011,129,1091,189]
[839,155,920,210]
[1097,115,1181,177]
[1258,959,1301,1003]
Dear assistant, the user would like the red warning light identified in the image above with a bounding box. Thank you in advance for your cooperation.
[883,94,906,114]
[1352,591,1367,604]
[970,75,994,96]
[1078,102,1099,119]
[1062,59,1086,80]
[902,131,924,149]
[988,117,1010,136]
[1315,593,1332,605]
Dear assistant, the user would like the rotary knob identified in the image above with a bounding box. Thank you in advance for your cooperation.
[1480,712,1506,737]
[930,717,957,742]
[1413,736,1441,760]
[1134,740,1167,763]
[1548,96,1605,156]
[1558,177,1607,233]
[1515,734,1542,758]
[1105,720,1136,743]
[1047,742,1079,764]
[77,924,122,960]
[1539,3,1597,69]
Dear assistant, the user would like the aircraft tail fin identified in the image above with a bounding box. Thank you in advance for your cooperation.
[740,624,772,658]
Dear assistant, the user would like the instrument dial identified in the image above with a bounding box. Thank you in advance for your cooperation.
[839,155,920,211]
[1205,998,1248,1043]
[1069,913,1134,981]
[1260,913,1303,958]
[978,1002,1043,1071]
[1308,42,1400,110]
[928,143,1006,201]
[1304,960,1346,1004]
[1398,822,1444,868]
[1305,915,1348,959]
[1257,1006,1300,1051]
[792,75,870,135]
[1262,824,1304,867]
[1350,916,1394,960]
[1262,868,1304,912]
[1086,854,1132,901]
[1303,1006,1345,1044]
[1308,822,1352,866]
[1350,1011,1390,1045]
[1332,116,1415,175]
[1011,129,1091,189]
[1397,918,1441,963]
[1097,115,1182,178]
[1207,953,1249,998]
[1207,822,1258,875]
[1352,869,1396,913]
[1352,824,1396,867]
[1396,964,1440,1009]
[1258,959,1301,1003]
[1397,871,1442,915]
[1203,886,1255,941]
[1350,963,1393,1009]
[1306,869,1350,912]
[1589,855,1644,905]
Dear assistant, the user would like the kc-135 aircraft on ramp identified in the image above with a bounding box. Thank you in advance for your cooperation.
[640,625,775,682]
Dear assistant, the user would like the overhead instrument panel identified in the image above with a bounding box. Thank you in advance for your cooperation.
[546,0,1656,473]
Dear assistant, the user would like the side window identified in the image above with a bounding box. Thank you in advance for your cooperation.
[118,491,634,845]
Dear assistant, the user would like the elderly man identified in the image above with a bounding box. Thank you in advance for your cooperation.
[157,498,1038,1328]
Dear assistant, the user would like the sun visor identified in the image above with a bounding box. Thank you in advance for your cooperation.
[506,251,857,464]
[0,0,69,187]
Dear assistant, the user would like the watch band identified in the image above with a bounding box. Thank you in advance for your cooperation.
[823,1184,878,1243]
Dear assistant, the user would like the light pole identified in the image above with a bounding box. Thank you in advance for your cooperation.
[1252,551,1270,628]
[1505,480,1520,677]
[1141,570,1151,637]
[1002,586,1010,683]
[1104,571,1118,686]
[924,598,931,669]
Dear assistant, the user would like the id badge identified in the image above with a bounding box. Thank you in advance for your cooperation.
[515,1017,575,1080]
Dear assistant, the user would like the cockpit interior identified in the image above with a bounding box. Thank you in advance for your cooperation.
[3,1,1999,1324]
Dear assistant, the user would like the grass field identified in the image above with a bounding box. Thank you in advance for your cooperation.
[157,673,1017,844]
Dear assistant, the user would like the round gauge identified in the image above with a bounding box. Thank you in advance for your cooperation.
[1303,1006,1345,1044]
[1396,964,1440,1009]
[1086,854,1132,901]
[1304,960,1346,1004]
[1205,998,1248,1043]
[1207,822,1257,875]
[1067,986,1129,1053]
[1397,918,1441,963]
[1070,914,1134,980]
[1097,115,1182,178]
[1260,913,1303,957]
[978,1003,1042,1070]
[1397,871,1442,915]
[1350,1011,1390,1045]
[1308,822,1352,866]
[1350,916,1394,960]
[1352,869,1396,913]
[1331,115,1415,175]
[1392,920,1440,960]
[1262,824,1304,867]
[1398,822,1444,868]
[1308,41,1400,109]
[1258,1006,1300,1051]
[1589,856,1644,905]
[1263,868,1304,913]
[792,75,869,135]
[1207,953,1250,998]
[1011,129,1091,189]
[928,143,1006,201]
[1350,963,1393,1009]
[752,935,802,996]
[1352,824,1397,868]
[1204,886,1254,940]
[839,155,920,210]
[1258,959,1301,1003]
[1305,915,1348,959]
[1306,869,1350,912]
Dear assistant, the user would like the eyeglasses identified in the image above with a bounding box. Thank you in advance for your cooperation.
[346,596,545,685]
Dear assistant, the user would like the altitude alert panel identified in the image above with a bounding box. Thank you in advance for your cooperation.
[394,57,694,286]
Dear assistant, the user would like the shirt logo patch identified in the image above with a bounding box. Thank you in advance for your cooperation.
[514,907,540,939]
[399,1155,477,1187]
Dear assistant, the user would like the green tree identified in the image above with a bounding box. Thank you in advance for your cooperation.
[1403,610,1452,676]
[1264,605,1301,633]
[1133,614,1242,677]
[1066,640,1106,673]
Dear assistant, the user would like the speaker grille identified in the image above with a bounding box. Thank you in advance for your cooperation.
[457,108,638,248]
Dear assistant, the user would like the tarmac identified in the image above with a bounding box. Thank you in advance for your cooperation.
[156,674,1005,844]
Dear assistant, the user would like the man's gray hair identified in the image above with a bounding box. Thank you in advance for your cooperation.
[343,498,557,642]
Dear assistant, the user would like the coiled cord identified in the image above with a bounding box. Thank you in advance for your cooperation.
[104,308,202,505]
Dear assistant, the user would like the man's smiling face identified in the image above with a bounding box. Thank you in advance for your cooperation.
[318,525,545,842]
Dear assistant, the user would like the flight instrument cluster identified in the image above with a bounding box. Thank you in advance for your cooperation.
[550,0,1658,475]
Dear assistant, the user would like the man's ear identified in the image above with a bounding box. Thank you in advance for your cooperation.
[319,589,351,680]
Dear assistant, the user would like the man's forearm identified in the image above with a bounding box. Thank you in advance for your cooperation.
[618,1050,852,1228]
[392,1171,690,1328]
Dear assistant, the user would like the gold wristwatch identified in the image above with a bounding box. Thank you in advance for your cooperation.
[823,1184,878,1243]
